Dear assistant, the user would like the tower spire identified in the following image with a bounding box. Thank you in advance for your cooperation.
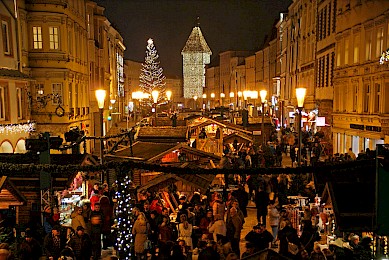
[195,16,200,27]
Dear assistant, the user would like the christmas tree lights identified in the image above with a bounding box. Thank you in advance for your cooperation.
[115,173,136,259]
[139,38,166,107]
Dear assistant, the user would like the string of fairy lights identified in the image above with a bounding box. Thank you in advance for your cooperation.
[0,121,36,134]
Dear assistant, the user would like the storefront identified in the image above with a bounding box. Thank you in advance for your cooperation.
[332,125,384,155]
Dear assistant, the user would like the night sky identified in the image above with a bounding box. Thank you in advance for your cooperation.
[94,0,292,76]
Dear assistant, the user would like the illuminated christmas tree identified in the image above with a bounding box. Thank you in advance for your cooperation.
[115,173,136,260]
[139,38,166,106]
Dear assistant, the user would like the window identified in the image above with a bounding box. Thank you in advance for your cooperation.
[36,83,44,95]
[376,27,384,58]
[332,0,337,33]
[365,30,372,61]
[49,26,59,50]
[364,84,370,113]
[52,83,62,105]
[326,54,330,87]
[69,83,73,108]
[375,83,380,113]
[345,38,349,65]
[1,16,12,55]
[337,41,342,66]
[327,4,331,36]
[353,34,360,63]
[33,26,42,49]
[68,30,72,55]
[16,87,22,119]
[353,85,358,112]
[0,86,5,121]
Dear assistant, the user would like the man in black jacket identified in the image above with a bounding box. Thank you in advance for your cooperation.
[43,225,66,260]
[68,226,92,260]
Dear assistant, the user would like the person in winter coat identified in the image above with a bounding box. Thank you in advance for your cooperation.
[177,214,193,249]
[68,226,92,260]
[43,225,66,260]
[226,207,243,257]
[267,200,280,247]
[212,193,226,219]
[18,229,42,260]
[71,206,87,232]
[277,220,301,259]
[89,203,104,260]
[300,220,320,255]
[255,187,269,226]
[208,214,226,242]
[132,212,149,259]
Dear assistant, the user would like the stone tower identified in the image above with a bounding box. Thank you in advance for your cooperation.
[181,20,212,100]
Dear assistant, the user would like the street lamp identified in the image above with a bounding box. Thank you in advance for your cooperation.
[211,93,215,108]
[260,90,267,146]
[152,90,159,126]
[202,93,207,111]
[166,90,172,112]
[193,95,198,110]
[238,91,242,108]
[296,87,306,167]
[220,93,225,107]
[95,89,106,182]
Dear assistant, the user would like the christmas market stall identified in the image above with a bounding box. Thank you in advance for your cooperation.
[0,153,98,226]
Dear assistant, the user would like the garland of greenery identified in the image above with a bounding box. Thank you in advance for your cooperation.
[0,159,374,177]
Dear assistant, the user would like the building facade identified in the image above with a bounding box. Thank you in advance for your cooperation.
[0,0,32,153]
[333,0,389,154]
[315,0,336,151]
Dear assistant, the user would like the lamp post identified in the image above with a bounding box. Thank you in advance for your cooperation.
[166,90,172,112]
[95,89,106,183]
[296,87,306,167]
[202,93,207,111]
[238,91,242,109]
[211,93,215,109]
[193,95,198,110]
[152,90,159,126]
[220,93,225,107]
[260,90,267,146]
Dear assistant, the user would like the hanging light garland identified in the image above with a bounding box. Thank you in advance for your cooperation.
[0,121,36,134]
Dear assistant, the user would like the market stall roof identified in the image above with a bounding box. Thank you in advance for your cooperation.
[188,118,252,135]
[223,131,254,143]
[0,176,27,209]
[137,172,215,193]
[137,126,188,143]
[105,142,221,165]
[105,142,178,161]
[321,181,375,232]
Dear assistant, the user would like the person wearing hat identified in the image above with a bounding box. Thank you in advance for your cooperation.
[19,229,42,260]
[43,225,66,260]
[244,225,263,252]
[68,226,92,260]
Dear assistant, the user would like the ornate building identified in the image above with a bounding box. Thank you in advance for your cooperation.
[333,0,389,154]
[0,0,32,153]
[181,23,211,107]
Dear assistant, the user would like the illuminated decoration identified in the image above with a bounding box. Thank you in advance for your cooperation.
[139,38,166,106]
[181,19,212,99]
[380,49,389,64]
[117,51,125,97]
[115,173,135,260]
[0,121,36,134]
